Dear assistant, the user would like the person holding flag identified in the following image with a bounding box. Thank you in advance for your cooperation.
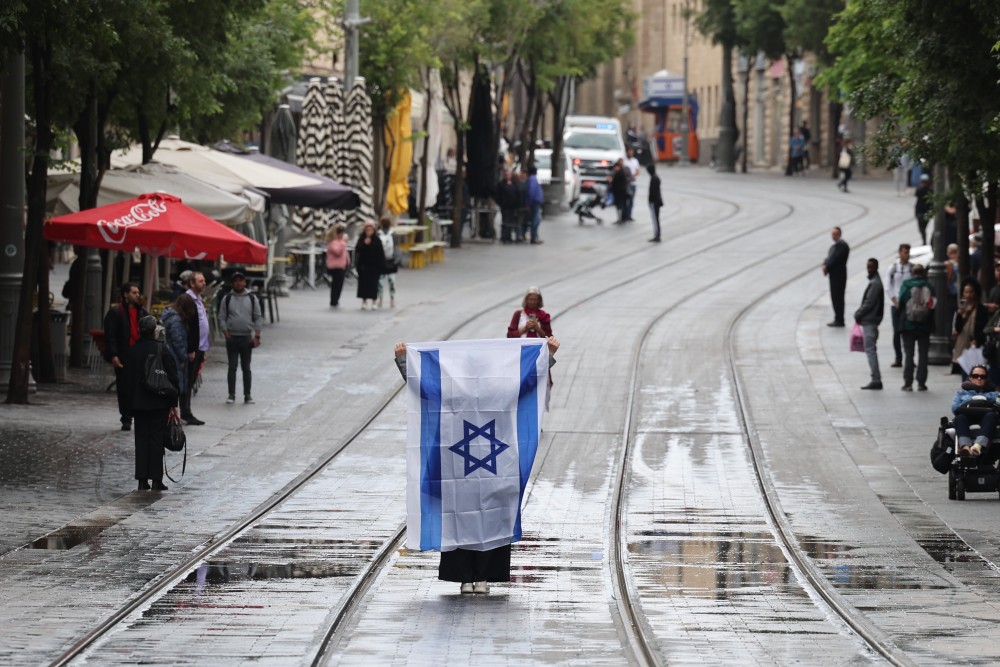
[395,336,559,595]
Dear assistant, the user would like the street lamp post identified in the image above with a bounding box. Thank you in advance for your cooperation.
[0,54,25,387]
[679,0,691,165]
[928,164,951,364]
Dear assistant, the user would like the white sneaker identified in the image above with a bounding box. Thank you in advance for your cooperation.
[460,583,473,594]
[226,395,235,404]
[376,298,383,308]
[473,581,489,594]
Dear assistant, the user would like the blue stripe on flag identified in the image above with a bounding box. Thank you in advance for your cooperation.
[513,343,541,541]
[419,350,442,550]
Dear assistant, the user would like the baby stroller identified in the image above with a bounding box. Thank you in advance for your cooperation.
[570,192,605,225]
[931,407,1000,501]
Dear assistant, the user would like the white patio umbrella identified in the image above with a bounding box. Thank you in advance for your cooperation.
[292,77,331,235]
[324,77,347,228]
[344,76,375,226]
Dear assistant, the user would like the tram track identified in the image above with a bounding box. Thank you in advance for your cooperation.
[51,183,872,666]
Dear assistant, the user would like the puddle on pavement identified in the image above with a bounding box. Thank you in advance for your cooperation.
[631,530,949,594]
[185,561,353,584]
[29,521,118,550]
[918,533,983,564]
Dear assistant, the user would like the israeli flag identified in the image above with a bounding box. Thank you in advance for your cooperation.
[405,339,549,552]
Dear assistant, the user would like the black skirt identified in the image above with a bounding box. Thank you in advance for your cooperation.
[438,545,511,583]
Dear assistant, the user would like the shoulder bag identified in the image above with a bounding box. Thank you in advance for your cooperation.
[143,342,179,399]
[164,408,187,482]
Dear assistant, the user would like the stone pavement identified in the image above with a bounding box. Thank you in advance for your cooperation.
[5,166,998,665]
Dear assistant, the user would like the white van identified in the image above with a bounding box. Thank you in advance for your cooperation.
[563,116,627,186]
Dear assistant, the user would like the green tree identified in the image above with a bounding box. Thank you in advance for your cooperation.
[823,0,1000,287]
[696,0,742,172]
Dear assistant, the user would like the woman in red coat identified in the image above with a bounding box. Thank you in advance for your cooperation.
[507,286,552,339]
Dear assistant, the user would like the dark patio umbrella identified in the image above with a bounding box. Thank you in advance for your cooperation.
[466,68,496,200]
[292,78,331,234]
[267,103,297,290]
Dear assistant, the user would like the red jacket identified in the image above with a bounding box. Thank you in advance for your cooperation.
[507,308,552,338]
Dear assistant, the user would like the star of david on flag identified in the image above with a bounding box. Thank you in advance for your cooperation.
[405,339,549,552]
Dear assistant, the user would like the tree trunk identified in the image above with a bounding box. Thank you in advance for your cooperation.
[976,180,997,292]
[7,40,54,403]
[451,130,466,247]
[69,81,100,369]
[956,187,970,281]
[715,44,737,173]
[417,72,433,228]
[784,54,797,176]
[829,100,842,179]
[741,63,750,174]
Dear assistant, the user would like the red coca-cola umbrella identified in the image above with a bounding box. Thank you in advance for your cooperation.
[44,192,267,264]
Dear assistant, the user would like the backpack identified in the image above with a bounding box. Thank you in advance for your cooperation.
[905,284,932,322]
[223,291,260,319]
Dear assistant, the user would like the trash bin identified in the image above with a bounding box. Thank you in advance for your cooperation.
[50,309,69,382]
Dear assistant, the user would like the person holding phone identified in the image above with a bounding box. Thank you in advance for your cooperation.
[507,286,552,339]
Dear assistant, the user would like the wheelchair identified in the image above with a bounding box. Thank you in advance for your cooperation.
[932,413,1000,501]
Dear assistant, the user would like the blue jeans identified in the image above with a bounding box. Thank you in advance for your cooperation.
[529,204,541,241]
[955,411,997,447]
[623,184,636,220]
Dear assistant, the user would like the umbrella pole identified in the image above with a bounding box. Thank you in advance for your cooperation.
[143,257,155,309]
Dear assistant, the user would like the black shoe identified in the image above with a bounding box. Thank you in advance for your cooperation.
[138,480,151,491]
[151,481,168,491]
[182,414,205,426]
[890,361,902,368]
[918,384,928,391]
[902,384,913,392]
[121,417,132,431]
[648,237,661,242]
[827,321,845,327]
[861,382,883,390]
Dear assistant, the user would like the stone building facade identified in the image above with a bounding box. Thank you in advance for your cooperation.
[574,0,847,171]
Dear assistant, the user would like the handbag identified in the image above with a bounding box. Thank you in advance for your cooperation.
[384,257,399,274]
[164,408,187,482]
[838,150,851,170]
[849,323,865,352]
[143,343,178,399]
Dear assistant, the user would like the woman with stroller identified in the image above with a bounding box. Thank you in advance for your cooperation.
[951,364,999,457]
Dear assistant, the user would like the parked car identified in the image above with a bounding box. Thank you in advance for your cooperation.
[532,148,578,205]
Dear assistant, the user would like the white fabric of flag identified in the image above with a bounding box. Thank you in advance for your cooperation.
[405,339,548,552]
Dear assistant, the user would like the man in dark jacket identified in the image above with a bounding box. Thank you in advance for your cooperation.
[647,163,663,242]
[899,264,935,391]
[124,316,178,491]
[855,258,885,390]
[914,173,933,245]
[821,226,850,327]
[495,170,520,244]
[103,282,149,430]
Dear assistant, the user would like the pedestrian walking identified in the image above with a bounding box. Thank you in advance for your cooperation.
[160,293,196,401]
[219,271,263,404]
[800,121,812,169]
[182,271,209,425]
[526,166,544,244]
[647,163,662,242]
[856,258,885,390]
[376,217,398,307]
[354,220,384,310]
[899,264,935,391]
[124,315,178,491]
[325,223,349,307]
[885,244,913,368]
[894,150,911,196]
[393,336,560,595]
[837,139,855,192]
[623,147,640,221]
[495,169,520,244]
[821,226,850,327]
[789,129,805,175]
[610,159,629,224]
[914,173,933,245]
[103,282,149,431]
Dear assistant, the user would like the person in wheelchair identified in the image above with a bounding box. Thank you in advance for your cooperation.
[951,364,1000,457]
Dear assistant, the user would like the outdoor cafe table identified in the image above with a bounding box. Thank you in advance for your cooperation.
[392,223,424,251]
[288,244,325,290]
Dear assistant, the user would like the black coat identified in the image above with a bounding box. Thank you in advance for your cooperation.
[102,301,149,362]
[494,179,519,211]
[610,169,629,205]
[824,239,850,278]
[124,337,179,412]
[355,234,385,300]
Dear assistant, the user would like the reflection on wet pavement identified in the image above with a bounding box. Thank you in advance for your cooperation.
[627,379,878,664]
[29,521,118,550]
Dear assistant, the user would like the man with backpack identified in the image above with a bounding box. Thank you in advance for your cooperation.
[898,263,935,391]
[219,272,263,404]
